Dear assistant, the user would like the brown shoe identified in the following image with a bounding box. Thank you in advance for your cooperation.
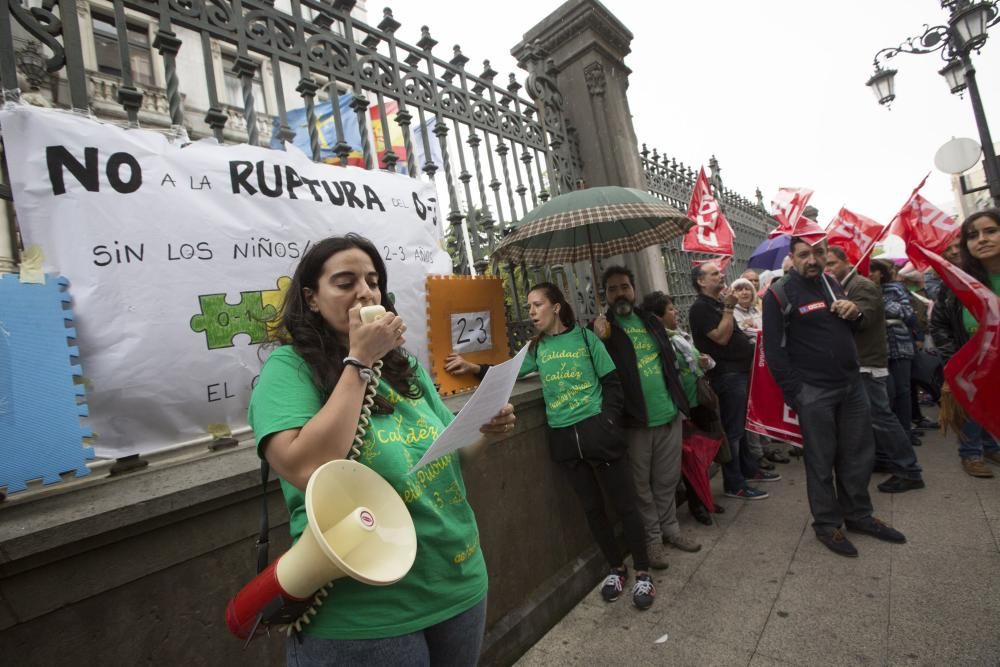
[664,533,702,553]
[984,452,1000,466]
[962,458,994,478]
[647,543,670,570]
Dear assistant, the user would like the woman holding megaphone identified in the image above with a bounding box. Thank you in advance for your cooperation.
[245,234,515,665]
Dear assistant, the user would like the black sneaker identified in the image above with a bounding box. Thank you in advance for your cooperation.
[913,416,939,430]
[690,504,713,525]
[816,529,858,557]
[845,516,906,544]
[600,567,627,602]
[632,574,655,610]
[748,470,781,483]
[877,475,926,494]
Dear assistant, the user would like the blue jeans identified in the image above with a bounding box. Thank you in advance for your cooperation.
[287,597,487,667]
[710,371,761,493]
[793,377,875,534]
[958,418,1000,461]
[861,373,923,480]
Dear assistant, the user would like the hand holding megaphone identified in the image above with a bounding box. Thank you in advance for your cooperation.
[348,304,405,365]
[226,459,417,641]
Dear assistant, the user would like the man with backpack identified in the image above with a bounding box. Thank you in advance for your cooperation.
[762,237,906,557]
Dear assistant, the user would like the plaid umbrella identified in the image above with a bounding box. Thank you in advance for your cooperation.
[492,186,692,266]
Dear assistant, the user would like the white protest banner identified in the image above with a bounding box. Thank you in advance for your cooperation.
[0,104,451,457]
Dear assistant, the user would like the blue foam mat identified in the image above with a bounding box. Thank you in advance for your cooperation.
[0,274,94,494]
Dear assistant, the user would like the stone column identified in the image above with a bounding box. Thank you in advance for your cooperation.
[513,0,669,297]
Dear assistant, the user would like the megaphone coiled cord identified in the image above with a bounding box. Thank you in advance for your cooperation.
[288,359,383,636]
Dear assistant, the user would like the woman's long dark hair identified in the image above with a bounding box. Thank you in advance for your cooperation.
[269,234,419,414]
[959,208,1000,286]
[527,282,575,350]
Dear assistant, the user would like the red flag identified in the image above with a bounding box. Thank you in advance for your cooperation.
[890,186,961,270]
[691,255,732,272]
[907,244,1000,438]
[684,167,735,256]
[746,331,803,446]
[769,187,813,238]
[790,217,827,246]
[826,207,886,275]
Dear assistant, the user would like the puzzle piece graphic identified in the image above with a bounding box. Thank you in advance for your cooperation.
[190,290,276,349]
[262,276,291,337]
[0,274,94,495]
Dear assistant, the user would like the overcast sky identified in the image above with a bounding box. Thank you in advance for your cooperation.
[387,0,1000,225]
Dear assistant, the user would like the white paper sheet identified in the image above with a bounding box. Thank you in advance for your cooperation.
[410,342,531,472]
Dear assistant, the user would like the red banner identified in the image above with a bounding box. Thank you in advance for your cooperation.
[684,167,735,258]
[746,331,803,446]
[826,207,883,263]
[769,187,813,239]
[890,190,961,271]
[907,244,1000,438]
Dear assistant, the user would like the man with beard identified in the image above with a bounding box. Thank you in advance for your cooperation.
[593,266,700,566]
[763,237,906,557]
[688,261,777,501]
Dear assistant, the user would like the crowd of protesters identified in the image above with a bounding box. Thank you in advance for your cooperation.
[443,205,999,611]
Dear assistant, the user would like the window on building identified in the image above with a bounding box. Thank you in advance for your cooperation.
[92,14,155,87]
[222,53,268,115]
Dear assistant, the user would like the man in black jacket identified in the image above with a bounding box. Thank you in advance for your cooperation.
[763,237,906,557]
[593,266,700,565]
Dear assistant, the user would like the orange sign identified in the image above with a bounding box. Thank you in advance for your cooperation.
[426,275,510,396]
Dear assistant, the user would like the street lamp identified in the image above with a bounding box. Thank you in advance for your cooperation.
[867,0,1000,206]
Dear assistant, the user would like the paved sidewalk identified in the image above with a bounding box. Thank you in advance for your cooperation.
[516,420,1000,666]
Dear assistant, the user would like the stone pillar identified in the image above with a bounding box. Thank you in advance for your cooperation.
[513,0,669,297]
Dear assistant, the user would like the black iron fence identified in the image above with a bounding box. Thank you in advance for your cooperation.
[1,0,774,334]
[641,145,774,318]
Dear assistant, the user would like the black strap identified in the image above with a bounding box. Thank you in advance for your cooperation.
[255,460,270,574]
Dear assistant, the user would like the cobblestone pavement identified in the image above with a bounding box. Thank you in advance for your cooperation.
[516,417,1000,666]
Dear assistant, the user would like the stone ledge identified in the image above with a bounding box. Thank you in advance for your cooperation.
[0,377,542,567]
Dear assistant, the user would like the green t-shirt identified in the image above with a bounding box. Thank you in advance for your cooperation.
[519,325,616,428]
[962,273,1000,334]
[247,346,487,640]
[616,312,677,427]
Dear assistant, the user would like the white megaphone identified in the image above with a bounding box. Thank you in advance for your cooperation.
[226,459,417,639]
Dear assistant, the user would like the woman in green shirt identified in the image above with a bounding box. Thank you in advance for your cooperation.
[247,234,515,665]
[930,209,1000,478]
[446,283,655,611]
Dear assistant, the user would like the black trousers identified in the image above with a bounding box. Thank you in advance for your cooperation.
[794,376,875,534]
[560,456,650,572]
